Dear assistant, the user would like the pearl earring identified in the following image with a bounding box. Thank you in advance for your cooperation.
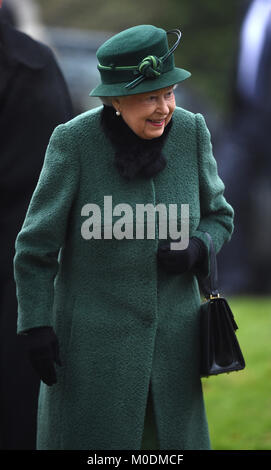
[116,110,120,116]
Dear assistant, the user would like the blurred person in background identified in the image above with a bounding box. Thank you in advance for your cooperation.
[216,0,271,294]
[0,0,73,449]
[0,0,49,43]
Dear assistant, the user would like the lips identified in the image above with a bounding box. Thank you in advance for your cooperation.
[147,119,165,127]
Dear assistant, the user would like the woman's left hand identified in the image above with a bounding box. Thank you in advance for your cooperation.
[157,237,207,274]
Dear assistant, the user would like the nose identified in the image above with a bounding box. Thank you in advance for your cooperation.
[156,96,169,115]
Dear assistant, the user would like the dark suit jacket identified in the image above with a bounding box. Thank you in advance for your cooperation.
[0,19,73,449]
[0,19,73,280]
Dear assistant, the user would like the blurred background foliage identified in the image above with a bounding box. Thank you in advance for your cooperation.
[35,0,242,115]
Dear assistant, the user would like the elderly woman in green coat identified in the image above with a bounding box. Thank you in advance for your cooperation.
[14,25,234,450]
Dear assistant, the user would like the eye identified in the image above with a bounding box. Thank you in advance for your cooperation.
[147,95,157,101]
[165,90,174,99]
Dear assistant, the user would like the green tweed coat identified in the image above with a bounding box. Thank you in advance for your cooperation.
[14,105,234,450]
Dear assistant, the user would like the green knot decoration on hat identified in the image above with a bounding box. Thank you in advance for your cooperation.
[138,55,162,78]
[90,24,191,97]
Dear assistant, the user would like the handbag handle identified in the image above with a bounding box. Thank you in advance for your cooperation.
[197,232,220,299]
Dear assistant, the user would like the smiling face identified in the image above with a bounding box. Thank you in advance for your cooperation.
[111,86,176,140]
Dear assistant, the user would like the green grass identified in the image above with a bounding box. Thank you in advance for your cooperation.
[202,296,271,450]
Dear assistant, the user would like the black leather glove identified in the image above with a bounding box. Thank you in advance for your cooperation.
[20,327,61,386]
[157,236,207,274]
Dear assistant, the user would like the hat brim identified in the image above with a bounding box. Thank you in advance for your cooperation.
[89,67,191,97]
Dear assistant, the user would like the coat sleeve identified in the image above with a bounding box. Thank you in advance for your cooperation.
[13,123,80,333]
[192,113,234,276]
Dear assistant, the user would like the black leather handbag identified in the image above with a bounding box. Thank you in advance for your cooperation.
[197,232,246,377]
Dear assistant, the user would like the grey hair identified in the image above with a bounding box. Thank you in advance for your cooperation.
[99,96,115,107]
[98,84,179,107]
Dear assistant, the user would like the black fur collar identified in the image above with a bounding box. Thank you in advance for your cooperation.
[100,105,172,180]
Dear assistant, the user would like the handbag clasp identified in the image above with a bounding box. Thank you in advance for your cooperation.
[209,293,220,299]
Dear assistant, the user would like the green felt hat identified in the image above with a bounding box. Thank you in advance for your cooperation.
[89,24,191,97]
